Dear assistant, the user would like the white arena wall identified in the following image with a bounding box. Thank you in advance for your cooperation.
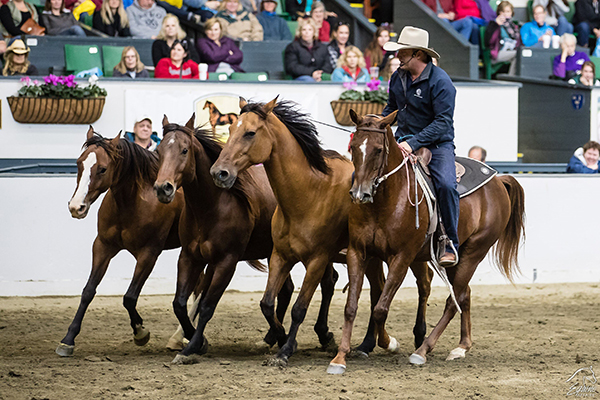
[0,174,598,296]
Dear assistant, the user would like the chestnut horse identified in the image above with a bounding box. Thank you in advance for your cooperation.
[327,111,525,374]
[211,98,433,366]
[203,100,238,134]
[57,127,185,357]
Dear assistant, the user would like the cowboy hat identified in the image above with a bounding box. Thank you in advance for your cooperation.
[5,39,30,56]
[383,26,440,59]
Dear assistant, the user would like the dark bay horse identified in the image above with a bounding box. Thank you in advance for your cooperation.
[57,127,185,357]
[203,100,238,134]
[210,98,433,367]
[327,111,525,374]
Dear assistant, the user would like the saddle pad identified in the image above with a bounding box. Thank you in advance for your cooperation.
[417,156,497,199]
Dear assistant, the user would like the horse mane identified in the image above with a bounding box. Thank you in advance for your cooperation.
[241,100,346,175]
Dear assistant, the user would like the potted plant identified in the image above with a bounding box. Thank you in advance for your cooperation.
[330,79,388,126]
[7,75,107,124]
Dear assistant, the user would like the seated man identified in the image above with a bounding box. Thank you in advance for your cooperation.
[468,145,487,162]
[126,0,166,38]
[521,5,556,47]
[126,116,160,150]
[573,0,600,47]
[566,140,600,173]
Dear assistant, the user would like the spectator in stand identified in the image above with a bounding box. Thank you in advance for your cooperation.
[573,0,600,47]
[2,39,37,75]
[196,17,244,75]
[331,45,369,83]
[421,0,473,42]
[41,0,86,36]
[155,39,199,78]
[327,21,351,70]
[0,0,45,38]
[453,0,496,45]
[309,1,329,42]
[284,17,332,81]
[152,14,199,65]
[93,0,131,37]
[126,0,166,38]
[533,0,573,36]
[126,116,161,151]
[568,60,600,85]
[468,145,487,162]
[484,1,521,75]
[521,5,556,47]
[364,25,395,73]
[113,46,150,78]
[216,0,263,41]
[285,0,306,20]
[239,0,258,13]
[380,55,400,81]
[256,0,291,41]
[553,32,589,79]
[566,140,600,173]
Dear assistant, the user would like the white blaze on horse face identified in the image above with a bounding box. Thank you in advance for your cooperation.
[359,138,368,165]
[69,152,97,210]
[236,117,243,128]
[167,138,175,145]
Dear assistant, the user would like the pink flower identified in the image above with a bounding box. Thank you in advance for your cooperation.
[20,76,32,85]
[343,81,357,90]
[33,80,40,85]
[44,74,59,86]
[366,79,380,92]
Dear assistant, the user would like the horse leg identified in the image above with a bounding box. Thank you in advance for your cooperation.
[263,274,294,347]
[313,262,338,349]
[355,258,385,356]
[328,247,367,374]
[172,250,205,341]
[123,249,162,347]
[173,256,238,364]
[411,262,433,349]
[269,255,329,367]
[167,271,205,351]
[260,251,295,350]
[56,238,119,357]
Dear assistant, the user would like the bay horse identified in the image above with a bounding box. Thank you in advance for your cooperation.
[153,116,338,364]
[203,100,238,134]
[327,111,525,374]
[210,98,433,366]
[57,127,185,357]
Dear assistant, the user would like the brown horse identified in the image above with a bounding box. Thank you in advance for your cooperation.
[154,116,341,363]
[57,127,185,357]
[203,100,238,134]
[210,98,433,366]
[327,111,525,374]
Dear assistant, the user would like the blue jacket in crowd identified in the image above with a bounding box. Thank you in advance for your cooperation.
[566,154,600,173]
[256,11,291,41]
[520,21,556,47]
[382,62,456,151]
[331,67,370,83]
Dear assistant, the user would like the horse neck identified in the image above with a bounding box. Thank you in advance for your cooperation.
[375,128,409,204]
[110,153,140,201]
[182,138,221,211]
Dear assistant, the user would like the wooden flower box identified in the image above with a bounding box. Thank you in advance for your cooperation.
[330,100,385,126]
[7,97,106,124]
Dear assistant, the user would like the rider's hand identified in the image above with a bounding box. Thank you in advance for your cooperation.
[399,141,413,153]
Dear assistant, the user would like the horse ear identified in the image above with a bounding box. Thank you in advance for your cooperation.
[111,131,121,146]
[239,97,247,110]
[349,109,362,125]
[86,125,94,140]
[263,96,278,115]
[162,115,169,127]
[185,113,195,130]
[379,110,398,128]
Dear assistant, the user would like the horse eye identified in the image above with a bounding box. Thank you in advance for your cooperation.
[373,148,383,154]
[244,131,256,138]
[182,148,188,155]
[97,167,107,174]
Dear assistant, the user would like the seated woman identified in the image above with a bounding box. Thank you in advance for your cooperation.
[152,14,200,66]
[331,45,369,83]
[284,17,332,81]
[2,39,38,76]
[553,33,590,80]
[0,0,45,38]
[484,1,521,75]
[41,0,86,36]
[327,21,351,71]
[196,17,243,75]
[215,0,263,41]
[568,61,600,86]
[155,39,199,79]
[363,25,394,73]
[380,56,400,81]
[125,117,160,151]
[256,0,291,41]
[309,1,330,43]
[113,46,150,78]
[92,0,131,37]
[566,140,600,173]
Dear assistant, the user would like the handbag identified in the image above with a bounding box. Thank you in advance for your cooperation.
[20,18,45,35]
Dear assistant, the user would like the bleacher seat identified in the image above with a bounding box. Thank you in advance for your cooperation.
[208,72,229,81]
[287,20,298,38]
[64,44,102,75]
[102,46,125,77]
[589,56,600,79]
[230,72,269,81]
[480,26,510,79]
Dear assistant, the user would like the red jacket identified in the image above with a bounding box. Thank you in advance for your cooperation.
[318,20,330,42]
[421,0,454,14]
[155,58,199,79]
[454,0,481,20]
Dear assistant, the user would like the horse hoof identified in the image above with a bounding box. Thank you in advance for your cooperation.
[446,347,467,361]
[171,353,202,365]
[349,349,369,359]
[386,337,400,354]
[326,363,346,375]
[264,355,288,368]
[409,353,426,365]
[166,338,184,351]
[55,343,74,357]
[134,329,150,346]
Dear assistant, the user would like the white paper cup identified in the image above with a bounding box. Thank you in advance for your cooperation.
[542,35,551,49]
[198,63,208,81]
[369,66,379,79]
[552,35,560,49]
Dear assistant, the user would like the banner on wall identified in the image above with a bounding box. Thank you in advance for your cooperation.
[193,93,240,142]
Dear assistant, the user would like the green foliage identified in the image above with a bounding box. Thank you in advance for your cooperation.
[17,75,107,99]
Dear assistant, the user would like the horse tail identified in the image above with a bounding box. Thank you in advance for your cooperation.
[245,260,268,273]
[493,175,526,283]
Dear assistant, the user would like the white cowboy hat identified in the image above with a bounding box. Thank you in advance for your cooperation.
[383,26,440,59]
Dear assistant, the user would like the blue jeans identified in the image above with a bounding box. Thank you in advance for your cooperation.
[58,25,86,36]
[295,75,316,82]
[447,18,473,42]
[427,142,460,251]
[575,21,591,46]
[554,15,574,36]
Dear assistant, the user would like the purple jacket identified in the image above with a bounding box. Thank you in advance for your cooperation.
[553,51,590,79]
[196,36,244,73]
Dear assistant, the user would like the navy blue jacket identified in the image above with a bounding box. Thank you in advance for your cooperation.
[382,62,456,151]
[566,155,600,173]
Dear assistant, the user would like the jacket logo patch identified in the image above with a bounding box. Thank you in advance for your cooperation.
[414,88,423,99]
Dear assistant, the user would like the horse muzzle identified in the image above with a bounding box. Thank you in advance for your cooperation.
[210,166,237,190]
[154,181,176,203]
[349,184,375,204]
[68,201,89,219]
